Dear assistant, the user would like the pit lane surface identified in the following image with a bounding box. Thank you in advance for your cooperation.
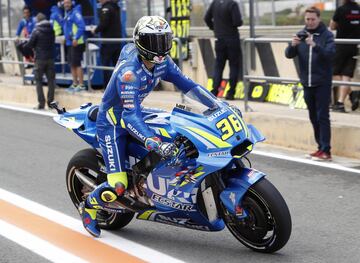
[0,107,359,263]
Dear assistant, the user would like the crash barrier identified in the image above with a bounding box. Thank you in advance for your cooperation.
[85,37,184,91]
[241,38,360,112]
[0,37,67,84]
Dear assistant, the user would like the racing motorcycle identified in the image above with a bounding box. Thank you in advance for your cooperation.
[51,97,291,253]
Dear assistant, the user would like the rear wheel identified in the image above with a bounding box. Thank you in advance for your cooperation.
[223,178,291,253]
[66,148,134,230]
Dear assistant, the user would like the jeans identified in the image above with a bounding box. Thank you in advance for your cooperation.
[34,59,55,107]
[303,84,331,153]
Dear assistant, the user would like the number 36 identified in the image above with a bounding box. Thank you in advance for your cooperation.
[215,114,242,141]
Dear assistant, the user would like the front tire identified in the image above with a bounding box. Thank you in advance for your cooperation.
[223,178,291,253]
[66,148,134,230]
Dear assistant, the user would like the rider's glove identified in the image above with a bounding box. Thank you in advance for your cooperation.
[145,137,178,158]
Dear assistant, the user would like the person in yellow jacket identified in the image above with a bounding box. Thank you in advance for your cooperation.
[50,2,64,37]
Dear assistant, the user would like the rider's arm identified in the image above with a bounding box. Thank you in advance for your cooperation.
[118,70,157,143]
[163,57,218,109]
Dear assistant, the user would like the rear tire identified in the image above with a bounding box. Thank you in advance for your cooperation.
[66,148,134,230]
[223,178,291,253]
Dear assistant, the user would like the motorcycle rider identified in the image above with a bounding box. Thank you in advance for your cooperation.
[79,16,219,237]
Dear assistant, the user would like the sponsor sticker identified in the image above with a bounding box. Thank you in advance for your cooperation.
[207,151,229,157]
[151,194,195,211]
[105,135,116,171]
[121,71,135,82]
[207,108,227,121]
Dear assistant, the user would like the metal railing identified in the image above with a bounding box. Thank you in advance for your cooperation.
[0,36,184,97]
[0,37,68,84]
[242,37,360,112]
[85,37,183,91]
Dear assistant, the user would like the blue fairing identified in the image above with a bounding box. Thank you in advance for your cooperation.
[53,104,99,149]
[220,168,265,217]
[55,101,268,231]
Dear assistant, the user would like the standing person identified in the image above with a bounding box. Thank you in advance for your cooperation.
[63,0,86,92]
[204,0,243,100]
[15,6,36,39]
[91,0,122,89]
[285,7,335,161]
[50,1,64,37]
[330,0,360,112]
[23,13,56,110]
[78,16,219,237]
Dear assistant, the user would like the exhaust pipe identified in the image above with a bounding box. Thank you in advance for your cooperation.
[74,169,97,190]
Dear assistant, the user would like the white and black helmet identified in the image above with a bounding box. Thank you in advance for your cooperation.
[133,16,173,64]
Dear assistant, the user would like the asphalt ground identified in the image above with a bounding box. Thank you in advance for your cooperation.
[0,107,360,263]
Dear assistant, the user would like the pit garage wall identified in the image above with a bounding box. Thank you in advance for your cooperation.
[181,37,359,109]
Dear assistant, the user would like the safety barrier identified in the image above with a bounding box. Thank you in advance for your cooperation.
[85,37,183,91]
[0,37,67,84]
[242,37,360,111]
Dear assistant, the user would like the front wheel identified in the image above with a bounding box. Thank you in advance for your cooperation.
[66,148,134,230]
[223,178,292,253]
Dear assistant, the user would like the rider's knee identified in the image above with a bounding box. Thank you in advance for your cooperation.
[107,172,128,196]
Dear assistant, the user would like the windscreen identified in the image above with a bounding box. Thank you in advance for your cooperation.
[180,85,221,115]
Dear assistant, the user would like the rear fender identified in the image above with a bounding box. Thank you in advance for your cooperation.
[220,168,266,218]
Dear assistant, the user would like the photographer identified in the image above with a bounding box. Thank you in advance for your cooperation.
[285,6,335,161]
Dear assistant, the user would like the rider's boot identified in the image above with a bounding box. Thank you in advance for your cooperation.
[79,174,127,237]
[78,201,101,237]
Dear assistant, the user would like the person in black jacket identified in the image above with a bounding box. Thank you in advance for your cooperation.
[91,0,121,88]
[330,0,360,112]
[204,0,243,100]
[285,6,335,161]
[24,13,56,110]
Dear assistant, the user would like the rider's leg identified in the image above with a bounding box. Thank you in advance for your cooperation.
[79,125,128,237]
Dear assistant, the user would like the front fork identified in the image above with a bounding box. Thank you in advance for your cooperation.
[219,167,266,219]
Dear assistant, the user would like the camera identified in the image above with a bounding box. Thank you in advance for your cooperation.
[296,31,308,41]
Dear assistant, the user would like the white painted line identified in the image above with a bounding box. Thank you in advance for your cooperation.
[0,188,184,263]
[252,150,360,174]
[0,103,56,117]
[0,219,88,263]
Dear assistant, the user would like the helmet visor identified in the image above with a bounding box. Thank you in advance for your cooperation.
[138,32,173,55]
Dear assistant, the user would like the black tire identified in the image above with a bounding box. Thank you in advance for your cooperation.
[223,178,292,253]
[66,148,134,230]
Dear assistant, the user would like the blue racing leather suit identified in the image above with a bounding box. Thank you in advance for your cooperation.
[86,43,217,210]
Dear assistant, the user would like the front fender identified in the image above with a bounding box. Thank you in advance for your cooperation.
[220,168,266,217]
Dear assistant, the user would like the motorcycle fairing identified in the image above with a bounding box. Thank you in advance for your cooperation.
[220,168,265,217]
[136,209,224,231]
[247,124,265,145]
[139,161,225,231]
[53,104,99,148]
